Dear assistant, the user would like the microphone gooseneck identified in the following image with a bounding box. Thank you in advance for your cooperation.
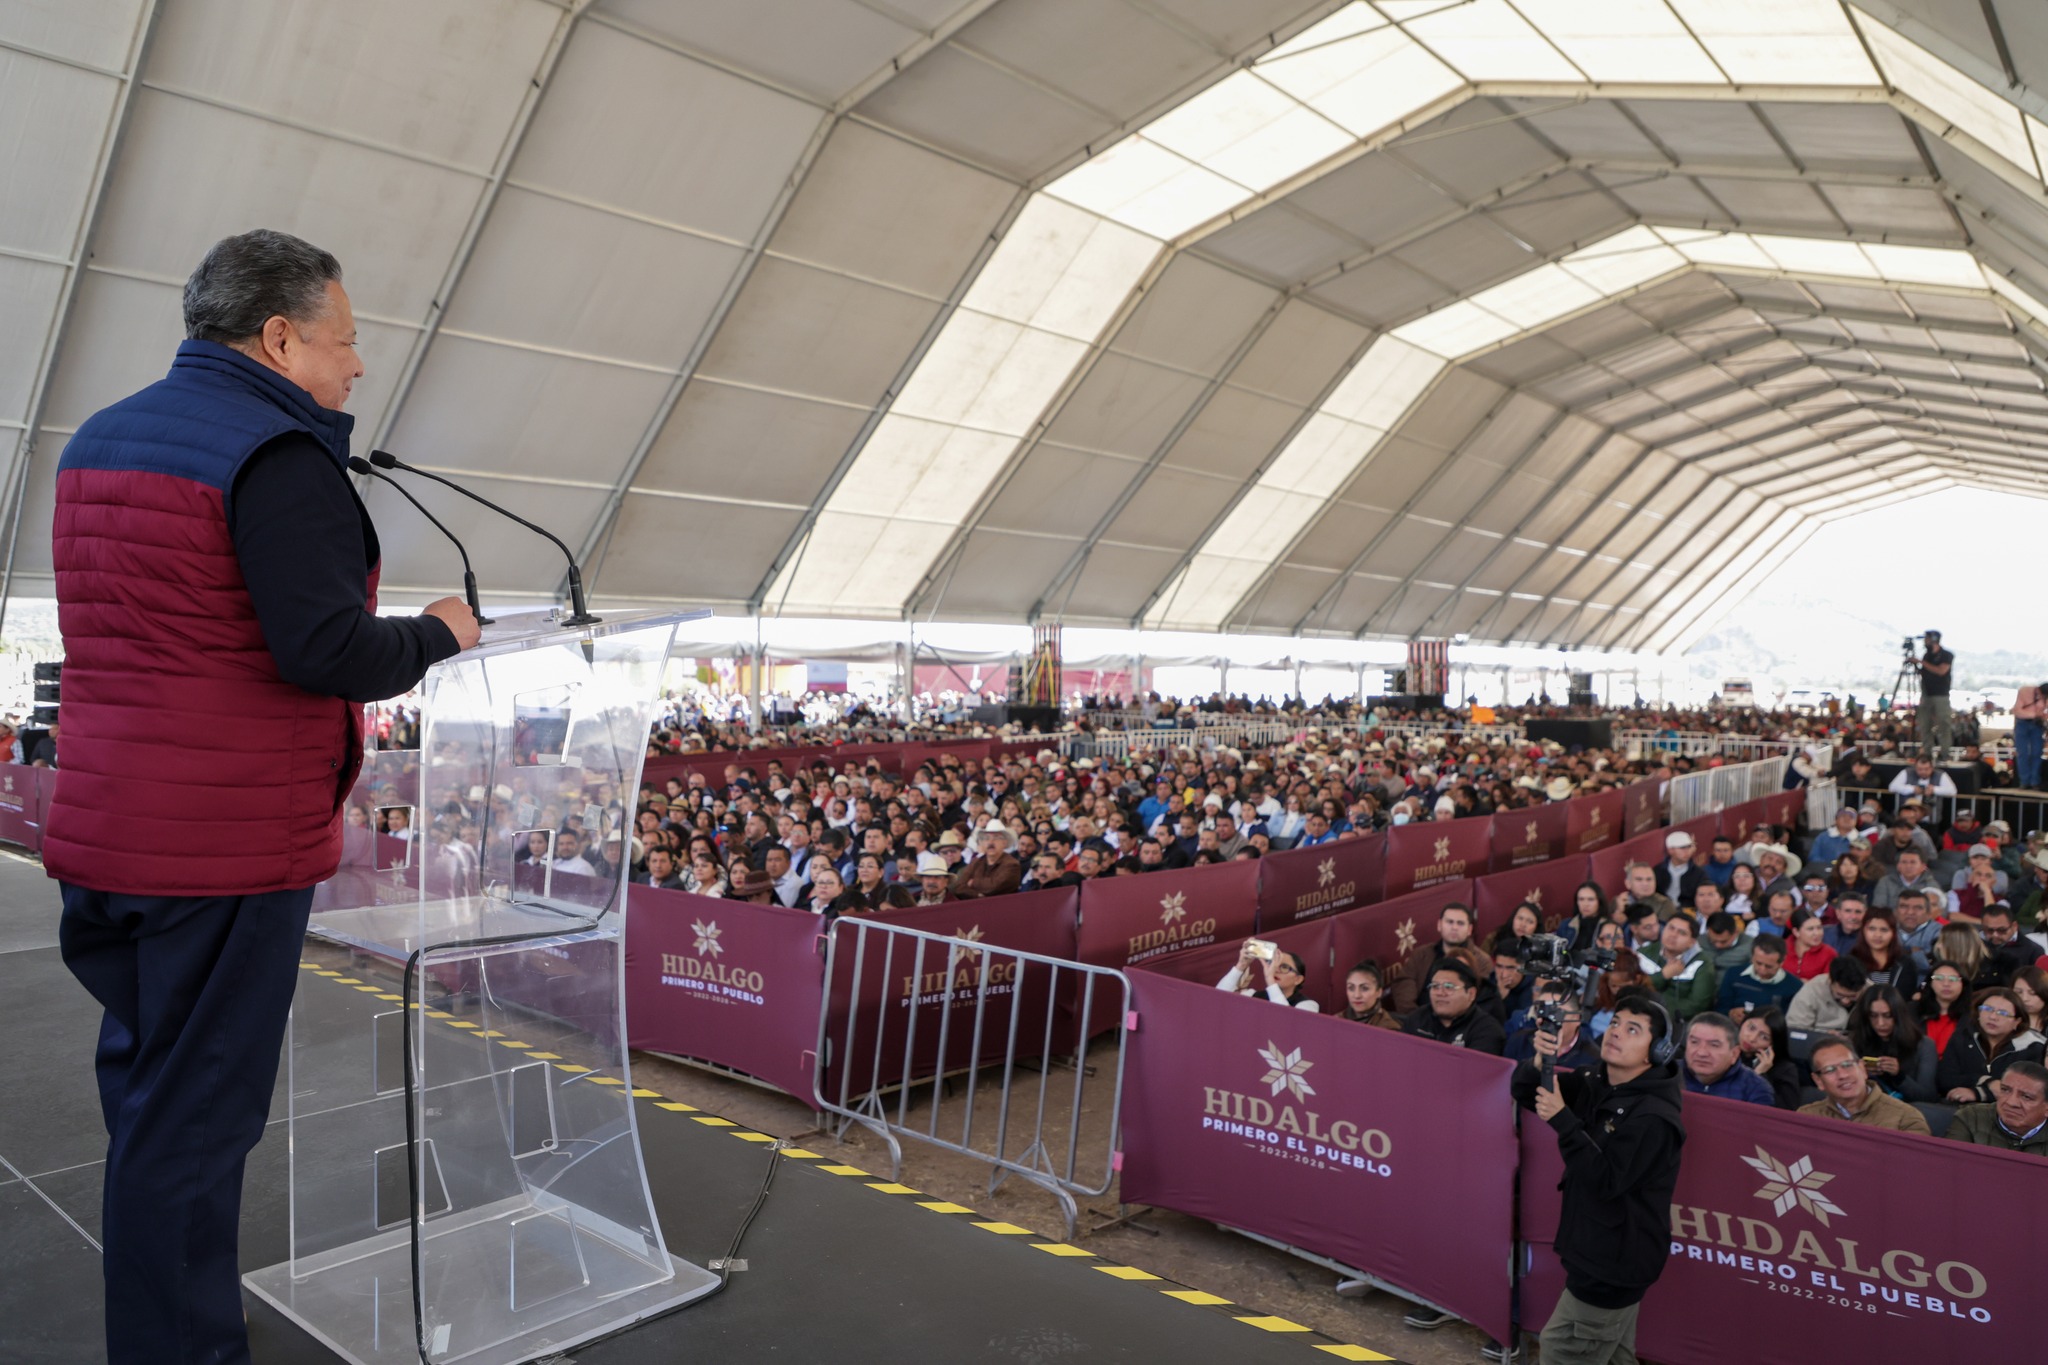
[369,449,600,627]
[348,455,491,626]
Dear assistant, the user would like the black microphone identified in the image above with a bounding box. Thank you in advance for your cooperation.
[369,450,600,627]
[348,456,491,626]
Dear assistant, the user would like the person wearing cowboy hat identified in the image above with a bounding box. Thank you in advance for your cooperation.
[1544,775,1575,803]
[912,851,956,906]
[952,820,1022,900]
[729,862,782,906]
[1739,841,1800,902]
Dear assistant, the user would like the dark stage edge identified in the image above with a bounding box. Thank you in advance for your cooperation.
[0,935,1405,1365]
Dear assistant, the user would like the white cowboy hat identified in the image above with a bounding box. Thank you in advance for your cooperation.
[977,820,1016,848]
[1739,841,1803,880]
[915,851,949,877]
[1545,776,1575,801]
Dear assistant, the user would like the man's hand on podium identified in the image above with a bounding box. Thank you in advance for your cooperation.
[424,596,484,651]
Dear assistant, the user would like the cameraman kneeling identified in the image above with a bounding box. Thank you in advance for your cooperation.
[1512,992,1686,1364]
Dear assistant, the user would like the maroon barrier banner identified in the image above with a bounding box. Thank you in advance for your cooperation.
[624,887,827,1100]
[1490,801,1568,872]
[819,888,1080,1096]
[1328,884,1474,991]
[1257,834,1386,929]
[1075,860,1260,974]
[1587,828,1670,893]
[1385,819,1490,897]
[0,765,40,852]
[1474,856,1592,937]
[1120,973,1516,1342]
[1762,788,1804,833]
[1073,861,1260,1040]
[1719,798,1769,847]
[1519,1094,2048,1363]
[1624,778,1661,837]
[1565,789,1626,853]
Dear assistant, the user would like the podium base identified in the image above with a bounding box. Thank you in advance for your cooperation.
[243,1197,720,1365]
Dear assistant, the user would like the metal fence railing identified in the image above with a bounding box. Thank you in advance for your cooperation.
[813,918,1130,1238]
[1666,754,1791,825]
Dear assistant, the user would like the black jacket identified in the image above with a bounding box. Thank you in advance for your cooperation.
[1402,1003,1507,1055]
[1933,1027,2046,1102]
[1512,1058,1686,1308]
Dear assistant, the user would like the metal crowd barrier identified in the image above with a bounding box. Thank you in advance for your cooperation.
[813,918,1130,1238]
[1666,754,1789,824]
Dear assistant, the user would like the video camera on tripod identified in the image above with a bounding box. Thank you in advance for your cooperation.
[1519,932,1615,1077]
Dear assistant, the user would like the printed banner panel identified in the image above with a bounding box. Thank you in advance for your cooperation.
[1565,790,1627,854]
[1490,801,1569,873]
[1121,973,1517,1342]
[1385,819,1490,898]
[1258,835,1386,930]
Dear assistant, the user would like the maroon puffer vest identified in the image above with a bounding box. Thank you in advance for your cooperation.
[46,342,373,895]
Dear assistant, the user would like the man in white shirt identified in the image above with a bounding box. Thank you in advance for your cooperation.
[1887,755,1957,805]
[549,828,597,877]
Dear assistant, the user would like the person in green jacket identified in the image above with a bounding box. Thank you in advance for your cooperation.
[1946,1059,2048,1157]
[1637,913,1718,1021]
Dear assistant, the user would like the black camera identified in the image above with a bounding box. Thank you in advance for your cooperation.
[1901,637,1918,660]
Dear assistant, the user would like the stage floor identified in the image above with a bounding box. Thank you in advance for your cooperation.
[0,870,1397,1365]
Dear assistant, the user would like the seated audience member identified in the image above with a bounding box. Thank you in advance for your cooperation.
[1388,902,1495,1016]
[912,851,955,906]
[1216,940,1318,1011]
[1873,848,1942,912]
[1846,984,1936,1103]
[1894,889,1943,970]
[1888,754,1957,804]
[1402,959,1506,1054]
[1658,830,1704,907]
[1937,986,2047,1104]
[953,821,1023,899]
[1945,1059,2048,1156]
[1338,961,1401,1029]
[1824,894,1867,955]
[1504,983,1601,1070]
[1739,1008,1802,1110]
[1848,907,1919,999]
[1588,948,1650,1039]
[1699,909,1751,979]
[1750,889,1796,939]
[1723,861,1761,922]
[1935,922,1996,993]
[1715,933,1801,1022]
[682,850,728,897]
[1558,881,1612,949]
[763,845,802,906]
[1486,902,1542,956]
[797,862,853,918]
[1020,851,1075,892]
[1701,835,1738,888]
[1809,807,1861,866]
[1983,903,2046,983]
[848,851,916,913]
[1948,837,2009,893]
[1745,842,1799,902]
[1798,1034,1932,1134]
[1489,941,1532,1025]
[1681,1012,1776,1106]
[1637,914,1716,1021]
[1949,859,2008,924]
[1786,955,1869,1032]
[1621,861,1676,924]
[1623,901,1662,953]
[636,845,685,890]
[1869,815,1935,874]
[1826,850,1878,902]
[728,864,780,906]
[1782,909,1837,981]
[2014,966,2048,1035]
[1793,872,1833,926]
[1918,960,1971,1056]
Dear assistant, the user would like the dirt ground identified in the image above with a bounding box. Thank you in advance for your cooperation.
[632,1035,1511,1365]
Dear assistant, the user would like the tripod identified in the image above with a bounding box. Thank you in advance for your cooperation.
[1889,646,1920,713]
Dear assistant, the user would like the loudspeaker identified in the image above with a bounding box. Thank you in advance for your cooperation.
[1525,718,1613,749]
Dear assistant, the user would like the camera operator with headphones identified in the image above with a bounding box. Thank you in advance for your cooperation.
[1512,988,1686,1364]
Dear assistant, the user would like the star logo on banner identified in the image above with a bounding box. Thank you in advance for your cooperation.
[1525,821,1538,842]
[1395,917,1417,956]
[1159,892,1187,926]
[1742,1147,1845,1225]
[949,925,986,970]
[691,920,724,958]
[1433,837,1451,862]
[1257,1042,1316,1102]
[1317,858,1336,888]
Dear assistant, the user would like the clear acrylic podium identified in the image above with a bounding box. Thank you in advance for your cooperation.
[243,608,718,1365]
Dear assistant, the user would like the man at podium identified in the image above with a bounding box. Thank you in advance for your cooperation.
[44,230,481,1365]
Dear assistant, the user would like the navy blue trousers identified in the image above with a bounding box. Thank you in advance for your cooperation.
[59,882,314,1365]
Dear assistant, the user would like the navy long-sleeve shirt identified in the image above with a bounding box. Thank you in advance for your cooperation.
[229,435,460,702]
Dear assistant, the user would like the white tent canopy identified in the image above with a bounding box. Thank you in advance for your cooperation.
[6,0,2047,652]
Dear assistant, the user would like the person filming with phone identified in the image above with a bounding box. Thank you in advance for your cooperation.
[1217,938,1318,1010]
[1512,990,1686,1364]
